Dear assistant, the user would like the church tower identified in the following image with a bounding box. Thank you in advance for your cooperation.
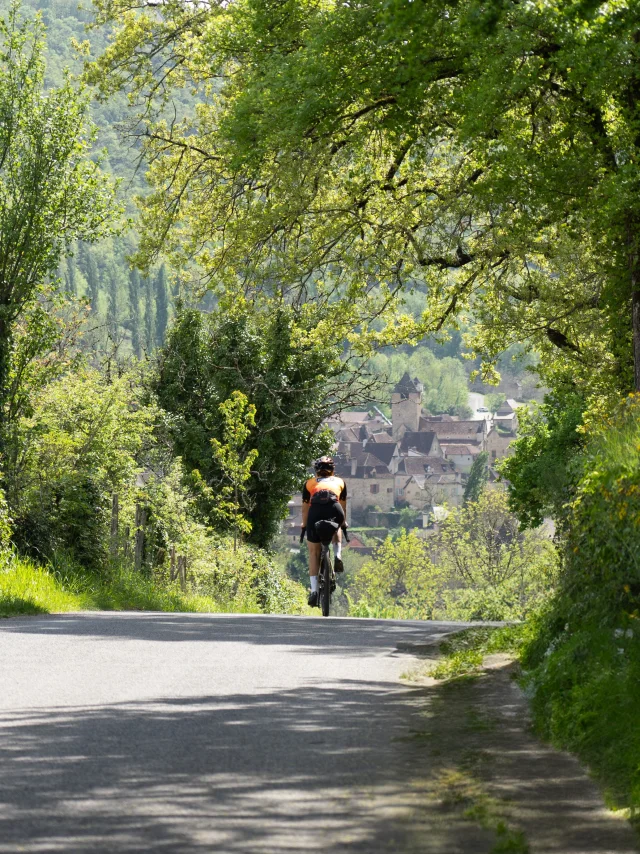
[391,373,423,439]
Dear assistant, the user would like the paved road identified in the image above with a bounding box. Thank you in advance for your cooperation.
[468,391,491,422]
[0,614,637,853]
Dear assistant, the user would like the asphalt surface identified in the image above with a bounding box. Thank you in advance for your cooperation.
[0,613,637,853]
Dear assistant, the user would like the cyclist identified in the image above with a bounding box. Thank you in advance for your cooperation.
[301,456,347,607]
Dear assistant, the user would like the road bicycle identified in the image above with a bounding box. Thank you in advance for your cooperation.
[301,523,349,618]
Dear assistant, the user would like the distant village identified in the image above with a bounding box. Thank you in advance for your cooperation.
[284,373,521,553]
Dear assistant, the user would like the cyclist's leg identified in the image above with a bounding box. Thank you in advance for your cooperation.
[331,502,345,571]
[307,540,321,577]
[306,541,321,606]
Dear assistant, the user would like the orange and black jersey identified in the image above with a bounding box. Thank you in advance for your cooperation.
[302,475,347,504]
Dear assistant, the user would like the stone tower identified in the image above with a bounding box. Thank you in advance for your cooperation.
[391,373,423,439]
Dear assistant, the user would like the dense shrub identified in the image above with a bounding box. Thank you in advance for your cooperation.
[522,394,640,817]
[348,492,558,622]
[8,367,155,568]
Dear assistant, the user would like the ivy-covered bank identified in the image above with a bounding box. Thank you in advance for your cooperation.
[518,395,640,821]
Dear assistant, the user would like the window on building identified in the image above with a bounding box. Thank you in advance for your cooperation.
[491,450,497,459]
[370,483,379,494]
[387,488,393,493]
[396,488,404,496]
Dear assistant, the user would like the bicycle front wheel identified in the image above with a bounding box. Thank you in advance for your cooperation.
[320,552,331,617]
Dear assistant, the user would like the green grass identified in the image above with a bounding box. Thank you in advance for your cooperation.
[429,617,640,825]
[522,606,640,824]
[427,625,530,680]
[0,554,85,616]
[0,553,225,617]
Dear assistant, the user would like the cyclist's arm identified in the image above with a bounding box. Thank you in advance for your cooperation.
[301,482,311,528]
[339,481,347,517]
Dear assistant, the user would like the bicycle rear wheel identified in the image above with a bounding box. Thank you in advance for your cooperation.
[320,551,331,617]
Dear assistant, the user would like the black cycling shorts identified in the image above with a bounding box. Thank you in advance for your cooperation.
[306,500,345,543]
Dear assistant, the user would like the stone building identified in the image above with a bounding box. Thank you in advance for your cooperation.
[284,372,518,536]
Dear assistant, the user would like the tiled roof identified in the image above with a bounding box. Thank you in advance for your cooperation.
[393,372,421,396]
[331,411,371,423]
[397,456,454,475]
[357,451,394,470]
[420,414,455,425]
[334,427,361,443]
[368,431,395,442]
[399,431,439,456]
[442,444,479,456]
[365,443,398,466]
[423,420,486,439]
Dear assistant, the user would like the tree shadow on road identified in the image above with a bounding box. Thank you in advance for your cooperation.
[0,612,465,658]
[0,665,636,854]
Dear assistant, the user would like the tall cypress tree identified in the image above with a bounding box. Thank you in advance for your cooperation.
[65,254,77,297]
[80,244,100,312]
[144,275,154,353]
[107,264,118,338]
[128,268,142,358]
[155,264,169,347]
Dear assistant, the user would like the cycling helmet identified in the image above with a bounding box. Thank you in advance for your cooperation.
[314,455,335,474]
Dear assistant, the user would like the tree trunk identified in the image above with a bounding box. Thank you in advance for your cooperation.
[234,482,238,553]
[628,218,640,391]
[110,493,119,557]
[0,315,11,460]
[134,504,147,572]
[633,288,640,392]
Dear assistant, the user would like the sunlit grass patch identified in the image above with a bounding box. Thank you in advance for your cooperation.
[403,624,530,682]
[0,554,85,616]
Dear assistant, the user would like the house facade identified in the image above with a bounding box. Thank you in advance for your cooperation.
[283,373,520,544]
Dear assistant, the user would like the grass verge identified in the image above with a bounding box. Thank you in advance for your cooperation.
[521,604,640,826]
[424,625,529,681]
[1,553,227,617]
[419,617,640,829]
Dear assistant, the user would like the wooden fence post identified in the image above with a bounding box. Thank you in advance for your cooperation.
[123,526,131,559]
[134,504,147,572]
[110,493,119,557]
[178,555,187,591]
[170,544,177,581]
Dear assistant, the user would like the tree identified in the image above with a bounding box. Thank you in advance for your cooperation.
[106,262,118,340]
[64,254,77,298]
[144,276,153,353]
[485,393,506,415]
[154,264,169,347]
[90,0,640,398]
[128,268,142,358]
[435,490,558,620]
[463,451,489,505]
[10,366,156,567]
[0,3,114,448]
[209,392,259,551]
[80,244,100,311]
[499,383,586,529]
[154,302,374,547]
[351,531,440,618]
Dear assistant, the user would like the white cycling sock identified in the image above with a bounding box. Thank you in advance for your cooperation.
[310,575,319,592]
[334,541,342,560]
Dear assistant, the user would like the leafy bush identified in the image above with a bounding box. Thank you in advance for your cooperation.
[521,394,640,818]
[347,491,558,622]
[350,531,441,620]
[435,490,557,621]
[499,382,585,529]
[9,367,155,568]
